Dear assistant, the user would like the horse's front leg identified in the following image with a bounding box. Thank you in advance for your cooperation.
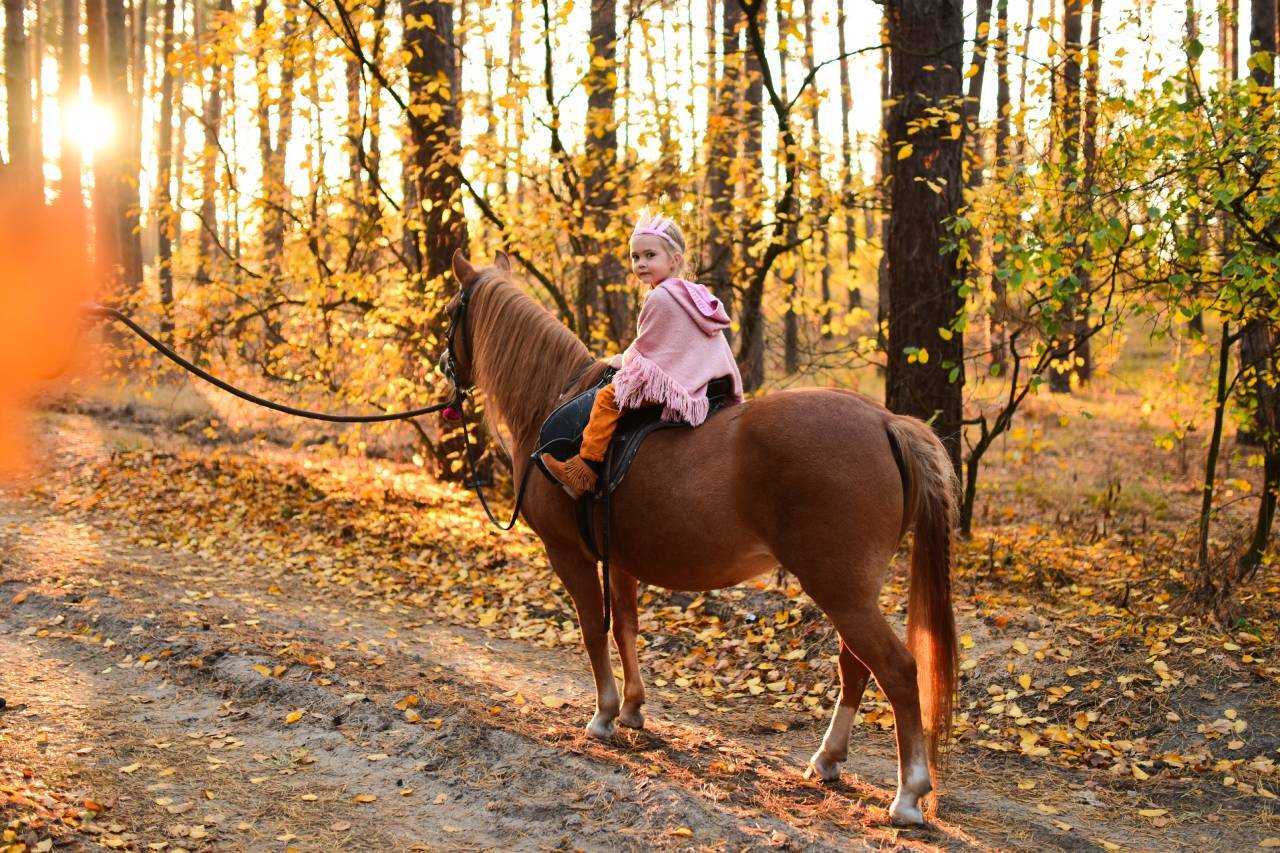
[547,543,620,739]
[609,568,646,730]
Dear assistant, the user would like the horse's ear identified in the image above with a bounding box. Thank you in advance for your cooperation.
[494,251,512,273]
[452,249,476,283]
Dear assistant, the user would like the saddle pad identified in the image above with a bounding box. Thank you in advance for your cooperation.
[533,369,616,482]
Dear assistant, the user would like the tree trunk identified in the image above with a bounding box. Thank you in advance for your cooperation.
[1193,322,1234,608]
[1220,0,1238,81]
[255,0,298,276]
[875,8,890,356]
[85,0,120,271]
[400,0,468,283]
[31,0,45,188]
[963,0,994,187]
[703,0,739,317]
[1240,0,1277,432]
[1048,0,1084,393]
[5,0,35,184]
[777,0,799,374]
[836,0,859,310]
[735,0,767,390]
[802,0,830,341]
[59,0,80,199]
[884,0,966,474]
[989,0,1010,366]
[580,0,624,345]
[1069,0,1103,382]
[155,0,175,340]
[1017,0,1034,162]
[106,0,142,291]
[196,0,230,288]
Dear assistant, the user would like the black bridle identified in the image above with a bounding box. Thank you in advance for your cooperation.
[440,281,539,532]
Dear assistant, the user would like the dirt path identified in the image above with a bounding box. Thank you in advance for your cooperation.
[1,410,1275,851]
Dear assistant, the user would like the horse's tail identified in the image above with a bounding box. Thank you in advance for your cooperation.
[885,415,959,779]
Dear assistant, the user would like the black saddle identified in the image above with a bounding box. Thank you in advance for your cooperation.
[533,372,735,565]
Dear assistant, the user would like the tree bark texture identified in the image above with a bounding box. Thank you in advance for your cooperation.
[5,0,35,181]
[836,0,859,310]
[156,0,175,340]
[1048,0,1084,392]
[580,0,626,345]
[702,0,739,312]
[106,0,143,290]
[884,0,965,473]
[735,0,766,391]
[59,0,80,198]
[400,0,468,284]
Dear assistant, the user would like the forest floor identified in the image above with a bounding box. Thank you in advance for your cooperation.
[2,372,1279,851]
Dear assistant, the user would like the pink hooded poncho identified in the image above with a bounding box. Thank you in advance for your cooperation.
[611,278,745,426]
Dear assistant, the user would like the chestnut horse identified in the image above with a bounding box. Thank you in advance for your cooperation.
[447,251,958,826]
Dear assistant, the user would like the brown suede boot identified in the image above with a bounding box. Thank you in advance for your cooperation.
[541,453,598,497]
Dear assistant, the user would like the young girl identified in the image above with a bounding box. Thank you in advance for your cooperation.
[542,214,744,496]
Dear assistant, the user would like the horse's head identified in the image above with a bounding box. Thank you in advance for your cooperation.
[442,249,513,393]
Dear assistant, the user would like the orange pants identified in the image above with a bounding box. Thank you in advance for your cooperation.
[580,384,623,462]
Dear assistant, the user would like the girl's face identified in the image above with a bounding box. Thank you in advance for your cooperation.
[630,234,682,287]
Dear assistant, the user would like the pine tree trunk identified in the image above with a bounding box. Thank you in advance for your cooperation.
[736,0,767,391]
[836,0,858,311]
[196,0,230,288]
[85,0,121,270]
[255,0,297,276]
[1048,0,1084,393]
[580,0,624,345]
[31,0,45,188]
[155,0,175,340]
[400,0,468,283]
[5,0,35,184]
[776,0,798,374]
[963,0,993,187]
[1237,0,1280,569]
[875,8,890,355]
[884,0,966,474]
[989,0,1010,366]
[106,0,142,291]
[59,0,80,198]
[703,0,738,328]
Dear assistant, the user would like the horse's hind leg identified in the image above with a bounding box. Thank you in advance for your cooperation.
[546,543,621,739]
[833,607,931,825]
[806,639,869,782]
[795,568,932,826]
[609,569,646,729]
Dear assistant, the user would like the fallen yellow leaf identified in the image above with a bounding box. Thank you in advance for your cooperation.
[284,710,303,724]
[352,794,377,803]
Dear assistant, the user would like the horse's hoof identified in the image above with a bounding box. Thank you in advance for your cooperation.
[617,709,645,730]
[585,715,618,740]
[805,751,841,783]
[888,796,925,827]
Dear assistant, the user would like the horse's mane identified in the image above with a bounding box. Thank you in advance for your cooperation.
[468,268,609,449]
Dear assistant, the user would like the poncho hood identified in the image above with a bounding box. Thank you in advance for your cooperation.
[657,279,731,336]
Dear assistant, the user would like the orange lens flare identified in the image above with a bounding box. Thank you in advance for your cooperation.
[0,178,99,477]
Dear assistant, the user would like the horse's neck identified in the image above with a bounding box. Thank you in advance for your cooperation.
[475,284,592,455]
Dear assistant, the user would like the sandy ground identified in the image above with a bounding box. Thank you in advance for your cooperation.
[1,407,1276,851]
